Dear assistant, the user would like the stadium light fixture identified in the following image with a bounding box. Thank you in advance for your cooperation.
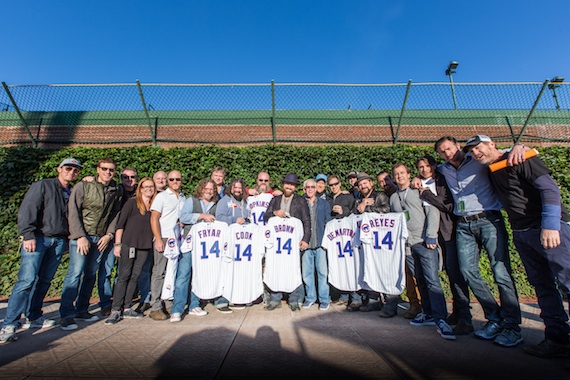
[548,76,564,110]
[445,61,459,109]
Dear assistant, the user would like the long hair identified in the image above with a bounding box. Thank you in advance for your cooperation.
[136,177,157,215]
[224,178,246,197]
[194,178,219,203]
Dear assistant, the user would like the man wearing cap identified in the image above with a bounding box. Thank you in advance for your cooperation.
[315,174,332,204]
[465,135,570,357]
[434,136,524,347]
[60,158,123,331]
[0,158,82,343]
[347,171,361,199]
[263,173,311,311]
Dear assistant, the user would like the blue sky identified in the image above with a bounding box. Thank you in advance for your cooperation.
[3,1,569,85]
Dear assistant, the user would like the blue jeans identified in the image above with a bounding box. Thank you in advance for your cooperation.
[268,284,304,305]
[513,223,570,344]
[170,250,200,314]
[301,248,330,304]
[411,243,448,322]
[98,245,115,310]
[456,214,521,330]
[59,236,113,319]
[443,238,472,322]
[2,236,67,327]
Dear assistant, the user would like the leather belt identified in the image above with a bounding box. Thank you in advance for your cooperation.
[458,210,500,223]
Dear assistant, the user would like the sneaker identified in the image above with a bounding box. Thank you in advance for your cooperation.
[149,309,169,321]
[436,319,457,340]
[60,318,78,331]
[104,310,122,325]
[264,303,282,311]
[523,339,570,358]
[302,301,315,309]
[122,309,143,319]
[0,325,17,344]
[23,316,57,329]
[170,312,182,323]
[452,319,474,335]
[410,312,436,326]
[189,307,208,316]
[75,312,99,322]
[229,304,246,310]
[474,321,503,340]
[319,302,330,311]
[494,328,523,347]
[216,306,233,314]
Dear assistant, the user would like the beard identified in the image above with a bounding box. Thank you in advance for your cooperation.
[233,193,243,201]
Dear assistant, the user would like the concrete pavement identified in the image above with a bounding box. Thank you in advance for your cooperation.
[1,300,569,379]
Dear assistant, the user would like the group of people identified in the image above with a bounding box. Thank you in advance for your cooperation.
[1,135,569,360]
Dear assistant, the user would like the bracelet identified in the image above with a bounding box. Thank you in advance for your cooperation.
[114,243,123,247]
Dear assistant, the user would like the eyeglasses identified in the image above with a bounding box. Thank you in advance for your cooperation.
[121,175,136,180]
[328,182,340,187]
[168,178,181,182]
[304,186,316,189]
[63,166,80,173]
[99,167,115,172]
[258,179,269,182]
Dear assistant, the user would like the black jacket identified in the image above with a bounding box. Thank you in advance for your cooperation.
[264,194,311,243]
[18,178,71,240]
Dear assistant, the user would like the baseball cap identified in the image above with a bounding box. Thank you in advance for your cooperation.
[463,135,492,152]
[315,174,327,183]
[347,171,358,179]
[355,172,373,185]
[282,173,299,185]
[59,158,83,169]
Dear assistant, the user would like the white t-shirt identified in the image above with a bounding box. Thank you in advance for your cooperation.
[150,188,186,238]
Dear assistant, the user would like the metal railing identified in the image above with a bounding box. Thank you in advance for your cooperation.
[1,80,568,147]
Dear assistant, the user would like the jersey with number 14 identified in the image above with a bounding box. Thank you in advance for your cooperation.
[222,223,265,304]
[246,193,274,226]
[359,212,408,295]
[181,220,230,300]
[264,216,304,292]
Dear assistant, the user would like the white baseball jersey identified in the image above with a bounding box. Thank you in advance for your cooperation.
[161,224,183,300]
[181,220,230,300]
[222,223,265,304]
[322,216,362,291]
[263,216,304,293]
[358,212,408,295]
[246,193,274,226]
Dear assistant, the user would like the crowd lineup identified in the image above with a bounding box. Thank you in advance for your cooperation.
[1,135,570,360]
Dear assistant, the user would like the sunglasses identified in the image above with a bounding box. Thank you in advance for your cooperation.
[99,167,115,172]
[258,179,269,182]
[63,166,80,173]
[168,178,181,182]
[121,175,136,180]
[328,182,340,187]
[304,186,316,189]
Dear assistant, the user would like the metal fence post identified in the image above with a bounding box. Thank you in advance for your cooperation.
[516,79,549,144]
[136,80,157,146]
[394,80,412,144]
[271,80,276,144]
[2,82,37,147]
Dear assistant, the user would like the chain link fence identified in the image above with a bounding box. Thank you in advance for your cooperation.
[1,80,568,147]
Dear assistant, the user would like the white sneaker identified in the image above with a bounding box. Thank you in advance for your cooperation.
[23,316,57,329]
[0,325,18,344]
[189,307,208,317]
[170,313,182,323]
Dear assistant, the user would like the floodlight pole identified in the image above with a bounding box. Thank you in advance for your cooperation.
[445,61,458,110]
[548,76,564,110]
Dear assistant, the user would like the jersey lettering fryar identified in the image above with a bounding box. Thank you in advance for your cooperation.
[222,223,265,304]
[246,193,274,226]
[322,216,363,291]
[263,216,304,292]
[358,212,408,295]
[181,220,230,300]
